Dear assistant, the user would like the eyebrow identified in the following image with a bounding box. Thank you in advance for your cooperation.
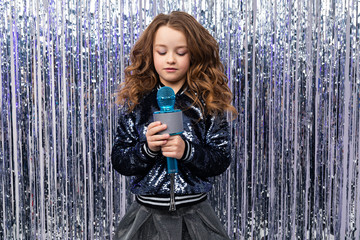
[154,44,188,48]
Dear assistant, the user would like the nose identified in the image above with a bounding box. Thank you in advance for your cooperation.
[166,53,175,64]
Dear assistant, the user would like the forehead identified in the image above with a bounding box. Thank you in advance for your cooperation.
[153,25,187,46]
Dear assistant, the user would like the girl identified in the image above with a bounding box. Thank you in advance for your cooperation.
[112,11,237,240]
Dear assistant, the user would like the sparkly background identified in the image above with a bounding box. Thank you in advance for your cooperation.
[1,0,359,239]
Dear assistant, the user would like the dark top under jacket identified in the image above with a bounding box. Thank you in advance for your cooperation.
[111,84,231,198]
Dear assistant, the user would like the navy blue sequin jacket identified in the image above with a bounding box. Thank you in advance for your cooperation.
[111,85,231,196]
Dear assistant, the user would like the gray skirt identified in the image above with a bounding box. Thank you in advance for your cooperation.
[113,199,230,240]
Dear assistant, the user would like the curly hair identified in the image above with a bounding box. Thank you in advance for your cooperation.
[116,11,237,117]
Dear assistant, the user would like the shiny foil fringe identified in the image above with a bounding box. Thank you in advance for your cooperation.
[0,0,359,239]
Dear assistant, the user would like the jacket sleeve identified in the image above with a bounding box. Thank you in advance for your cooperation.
[181,113,232,178]
[111,109,157,176]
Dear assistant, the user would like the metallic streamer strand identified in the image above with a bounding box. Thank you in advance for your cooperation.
[0,0,359,239]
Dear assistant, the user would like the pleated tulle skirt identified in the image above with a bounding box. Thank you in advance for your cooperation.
[113,199,230,240]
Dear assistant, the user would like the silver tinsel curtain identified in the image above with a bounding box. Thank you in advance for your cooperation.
[1,0,359,239]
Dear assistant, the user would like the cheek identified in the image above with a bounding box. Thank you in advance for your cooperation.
[153,54,162,71]
[180,57,190,71]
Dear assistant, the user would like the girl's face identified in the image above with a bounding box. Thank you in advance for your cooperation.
[153,26,190,93]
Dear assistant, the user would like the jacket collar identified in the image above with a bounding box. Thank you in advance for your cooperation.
[156,81,187,96]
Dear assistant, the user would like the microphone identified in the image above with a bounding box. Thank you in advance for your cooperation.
[153,86,183,211]
[153,86,183,174]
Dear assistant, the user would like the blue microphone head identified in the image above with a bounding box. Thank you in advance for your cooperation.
[157,86,175,112]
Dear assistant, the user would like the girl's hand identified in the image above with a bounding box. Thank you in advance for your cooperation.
[161,135,185,159]
[146,121,170,152]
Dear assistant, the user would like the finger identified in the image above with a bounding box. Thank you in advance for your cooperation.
[161,145,173,151]
[148,134,170,142]
[150,140,168,147]
[147,124,168,136]
[148,121,164,128]
[146,121,161,133]
[164,135,182,146]
[148,137,168,152]
[161,145,181,154]
[161,141,173,148]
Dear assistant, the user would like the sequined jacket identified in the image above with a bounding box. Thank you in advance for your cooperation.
[111,85,231,196]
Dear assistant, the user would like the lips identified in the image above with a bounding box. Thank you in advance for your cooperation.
[164,68,177,72]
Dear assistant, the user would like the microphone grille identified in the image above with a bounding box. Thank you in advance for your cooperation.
[157,86,174,97]
[157,86,175,110]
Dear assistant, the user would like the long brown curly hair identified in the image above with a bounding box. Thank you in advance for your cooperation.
[116,11,237,117]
